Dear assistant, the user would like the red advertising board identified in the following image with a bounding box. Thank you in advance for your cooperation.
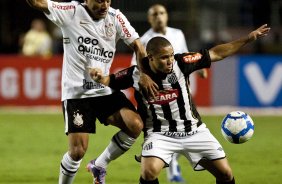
[0,55,210,106]
[0,55,62,106]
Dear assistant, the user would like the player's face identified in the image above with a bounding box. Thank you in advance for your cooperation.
[148,5,168,31]
[86,0,111,20]
[149,45,174,74]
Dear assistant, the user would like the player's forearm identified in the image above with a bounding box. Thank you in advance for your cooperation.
[131,39,147,72]
[210,24,270,62]
[209,35,250,62]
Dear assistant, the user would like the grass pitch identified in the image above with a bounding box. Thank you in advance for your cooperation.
[0,111,281,184]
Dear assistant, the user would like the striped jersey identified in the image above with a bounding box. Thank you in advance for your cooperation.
[45,0,139,101]
[109,50,211,136]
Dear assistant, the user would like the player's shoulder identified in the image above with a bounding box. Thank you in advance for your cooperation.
[108,7,118,17]
[140,29,155,44]
[167,27,184,35]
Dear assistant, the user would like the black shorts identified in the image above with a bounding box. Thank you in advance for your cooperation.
[62,91,136,134]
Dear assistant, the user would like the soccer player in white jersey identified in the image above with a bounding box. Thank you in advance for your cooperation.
[131,4,206,182]
[89,24,270,184]
[131,4,207,78]
[26,0,158,184]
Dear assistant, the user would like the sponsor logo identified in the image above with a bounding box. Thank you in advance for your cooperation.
[116,14,132,37]
[163,130,198,137]
[143,142,153,150]
[243,62,282,105]
[82,79,105,89]
[183,52,202,63]
[148,89,179,105]
[114,69,129,79]
[77,36,114,63]
[73,110,83,127]
[52,3,75,10]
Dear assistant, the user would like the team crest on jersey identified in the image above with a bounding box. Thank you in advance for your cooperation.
[105,23,115,37]
[148,89,179,105]
[167,72,178,84]
[182,52,202,63]
[73,110,83,127]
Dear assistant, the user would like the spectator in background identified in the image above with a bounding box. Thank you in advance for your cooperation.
[21,19,52,57]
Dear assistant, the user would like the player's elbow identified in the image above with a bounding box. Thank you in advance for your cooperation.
[209,50,225,62]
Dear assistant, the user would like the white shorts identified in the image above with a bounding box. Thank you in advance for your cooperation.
[141,124,226,171]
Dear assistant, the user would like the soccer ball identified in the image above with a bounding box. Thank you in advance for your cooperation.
[221,111,254,144]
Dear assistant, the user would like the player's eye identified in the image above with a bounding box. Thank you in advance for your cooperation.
[160,55,169,60]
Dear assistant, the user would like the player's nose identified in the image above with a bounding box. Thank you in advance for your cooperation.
[167,56,174,64]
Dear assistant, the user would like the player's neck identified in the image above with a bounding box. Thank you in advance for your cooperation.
[84,5,103,21]
[149,63,167,79]
[153,27,166,35]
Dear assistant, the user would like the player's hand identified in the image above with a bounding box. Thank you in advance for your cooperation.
[88,67,103,83]
[248,24,270,41]
[139,73,159,99]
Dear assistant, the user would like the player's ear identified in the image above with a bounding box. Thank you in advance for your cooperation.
[148,54,153,62]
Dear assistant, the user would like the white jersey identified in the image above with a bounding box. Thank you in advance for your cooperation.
[45,0,139,101]
[131,27,188,65]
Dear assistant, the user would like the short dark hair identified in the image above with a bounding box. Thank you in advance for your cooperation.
[146,36,172,55]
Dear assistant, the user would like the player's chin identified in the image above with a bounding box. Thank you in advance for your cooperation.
[97,14,107,19]
[165,68,172,73]
[96,11,107,19]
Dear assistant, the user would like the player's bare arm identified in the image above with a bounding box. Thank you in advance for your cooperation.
[26,0,49,13]
[209,24,270,62]
[130,39,159,98]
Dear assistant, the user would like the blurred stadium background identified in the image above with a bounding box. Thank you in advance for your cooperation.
[0,0,282,183]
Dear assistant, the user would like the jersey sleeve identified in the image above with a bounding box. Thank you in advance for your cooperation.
[175,49,211,75]
[45,0,78,27]
[115,10,139,45]
[109,66,137,90]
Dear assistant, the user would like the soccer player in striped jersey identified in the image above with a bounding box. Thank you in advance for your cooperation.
[26,0,158,184]
[89,24,270,184]
[131,5,207,182]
